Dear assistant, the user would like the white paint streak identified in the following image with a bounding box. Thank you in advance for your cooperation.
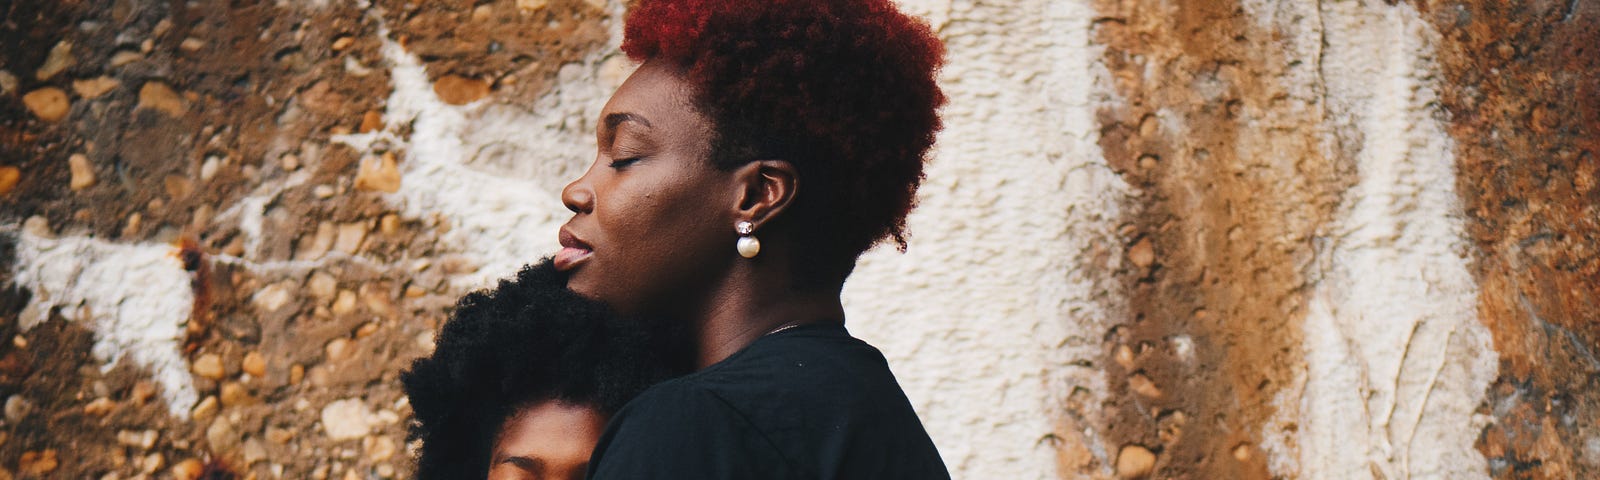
[1259,2,1498,478]
[331,23,617,289]
[9,228,198,417]
[848,1,1127,478]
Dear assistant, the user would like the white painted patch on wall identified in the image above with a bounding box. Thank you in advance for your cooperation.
[1257,1,1499,478]
[331,22,620,289]
[8,224,198,417]
[848,0,1127,478]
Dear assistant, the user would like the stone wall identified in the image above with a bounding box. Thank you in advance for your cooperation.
[0,0,1594,478]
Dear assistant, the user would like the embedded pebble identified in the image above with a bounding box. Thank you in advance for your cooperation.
[191,396,219,422]
[192,353,225,380]
[1114,344,1136,370]
[200,156,221,181]
[109,50,143,68]
[379,214,400,235]
[266,426,295,444]
[1157,410,1187,445]
[170,458,205,480]
[331,290,358,316]
[325,338,352,362]
[5,395,32,423]
[164,174,193,198]
[137,81,186,117]
[471,4,495,21]
[242,351,267,377]
[219,382,254,407]
[140,452,164,474]
[83,397,115,416]
[1129,373,1163,399]
[116,429,158,450]
[308,272,338,299]
[0,166,20,195]
[355,322,380,339]
[321,398,377,441]
[1232,443,1252,462]
[1128,238,1155,268]
[308,366,331,387]
[331,36,355,51]
[22,87,70,122]
[35,41,74,80]
[516,0,550,11]
[18,449,58,475]
[359,110,383,132]
[131,381,157,403]
[0,70,16,94]
[123,212,142,236]
[242,438,268,465]
[1138,154,1160,169]
[71,76,120,98]
[360,284,395,317]
[415,331,435,353]
[334,222,367,254]
[69,153,95,190]
[354,153,401,193]
[364,435,397,462]
[301,222,337,259]
[253,282,294,312]
[206,418,238,452]
[1115,444,1156,479]
[432,75,490,105]
[21,216,51,238]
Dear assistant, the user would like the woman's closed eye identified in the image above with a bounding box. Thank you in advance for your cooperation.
[608,157,643,169]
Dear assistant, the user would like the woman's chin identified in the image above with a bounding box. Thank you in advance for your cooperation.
[564,273,598,299]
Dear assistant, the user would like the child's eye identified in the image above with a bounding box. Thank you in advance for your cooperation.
[609,157,642,169]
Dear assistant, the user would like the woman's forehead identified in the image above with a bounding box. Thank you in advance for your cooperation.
[600,61,700,125]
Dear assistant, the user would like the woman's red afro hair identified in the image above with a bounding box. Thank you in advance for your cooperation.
[623,0,946,283]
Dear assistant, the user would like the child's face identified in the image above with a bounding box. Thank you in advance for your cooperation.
[487,400,608,480]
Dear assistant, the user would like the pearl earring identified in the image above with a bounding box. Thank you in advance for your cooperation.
[736,221,761,258]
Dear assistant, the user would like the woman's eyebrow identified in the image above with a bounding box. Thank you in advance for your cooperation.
[604,112,653,130]
[503,455,547,472]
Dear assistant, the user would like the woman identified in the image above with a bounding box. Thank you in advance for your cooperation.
[556,0,950,477]
[402,260,687,479]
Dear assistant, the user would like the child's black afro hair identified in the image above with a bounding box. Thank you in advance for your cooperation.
[401,259,689,479]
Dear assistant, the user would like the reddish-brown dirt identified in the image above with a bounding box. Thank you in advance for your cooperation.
[1415,0,1600,477]
[1090,0,1352,477]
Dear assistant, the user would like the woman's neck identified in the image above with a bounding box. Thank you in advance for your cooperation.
[690,265,845,369]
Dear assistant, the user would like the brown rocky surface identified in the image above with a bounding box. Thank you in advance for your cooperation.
[1415,0,1600,477]
[0,0,608,477]
[1090,0,1350,477]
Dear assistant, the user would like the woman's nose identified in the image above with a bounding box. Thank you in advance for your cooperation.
[561,172,594,214]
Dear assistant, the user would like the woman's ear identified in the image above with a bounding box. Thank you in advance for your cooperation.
[732,160,799,228]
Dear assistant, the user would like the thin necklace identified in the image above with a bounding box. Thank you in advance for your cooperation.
[765,322,803,336]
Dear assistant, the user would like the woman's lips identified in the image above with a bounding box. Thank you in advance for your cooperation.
[553,246,592,272]
[555,228,593,272]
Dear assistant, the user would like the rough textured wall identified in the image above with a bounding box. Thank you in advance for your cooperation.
[1,0,613,478]
[0,0,1595,479]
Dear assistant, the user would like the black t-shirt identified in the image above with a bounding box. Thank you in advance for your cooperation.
[586,324,951,479]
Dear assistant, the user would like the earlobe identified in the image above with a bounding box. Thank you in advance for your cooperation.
[733,160,799,228]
